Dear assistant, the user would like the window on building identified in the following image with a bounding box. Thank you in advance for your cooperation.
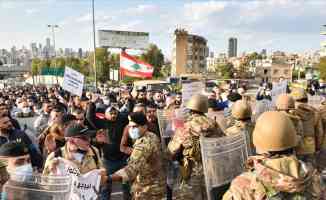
[284,69,289,75]
[187,55,192,60]
[273,69,279,75]
[264,69,268,75]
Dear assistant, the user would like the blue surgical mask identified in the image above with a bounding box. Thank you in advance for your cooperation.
[11,164,33,182]
[129,127,141,140]
[72,152,84,163]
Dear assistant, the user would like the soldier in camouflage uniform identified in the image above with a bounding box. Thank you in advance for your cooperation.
[225,100,255,153]
[223,111,322,200]
[111,112,166,200]
[168,94,224,200]
[290,88,323,166]
[275,94,304,145]
[317,101,326,172]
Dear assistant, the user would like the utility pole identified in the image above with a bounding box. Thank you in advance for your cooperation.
[92,0,97,88]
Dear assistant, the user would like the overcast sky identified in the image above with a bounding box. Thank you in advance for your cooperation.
[0,0,325,58]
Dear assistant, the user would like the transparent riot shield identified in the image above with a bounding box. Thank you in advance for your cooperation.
[308,95,324,108]
[3,172,72,200]
[157,109,176,150]
[200,133,249,200]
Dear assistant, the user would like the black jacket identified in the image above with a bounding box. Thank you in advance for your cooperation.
[86,102,129,161]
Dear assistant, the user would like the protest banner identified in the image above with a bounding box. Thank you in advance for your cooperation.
[271,80,288,104]
[62,67,84,97]
[181,81,205,105]
[55,158,102,200]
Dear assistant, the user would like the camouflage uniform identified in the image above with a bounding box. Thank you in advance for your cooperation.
[225,120,255,153]
[115,132,166,200]
[168,113,224,200]
[317,104,326,171]
[222,155,322,200]
[292,103,323,166]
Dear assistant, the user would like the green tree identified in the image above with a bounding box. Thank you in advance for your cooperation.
[140,44,164,77]
[161,61,171,77]
[31,58,41,76]
[319,57,326,80]
[216,63,234,79]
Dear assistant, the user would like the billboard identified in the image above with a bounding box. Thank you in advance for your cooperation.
[98,30,149,49]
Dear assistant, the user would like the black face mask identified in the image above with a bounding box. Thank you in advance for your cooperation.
[76,149,88,154]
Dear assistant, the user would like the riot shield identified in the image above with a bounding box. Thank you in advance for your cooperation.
[3,172,72,200]
[157,109,183,191]
[308,95,324,108]
[200,133,249,200]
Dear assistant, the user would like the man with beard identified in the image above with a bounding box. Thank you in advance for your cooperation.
[0,103,20,130]
[86,95,131,200]
[153,91,166,109]
[0,115,43,171]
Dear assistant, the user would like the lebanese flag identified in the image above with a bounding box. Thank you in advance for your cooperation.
[120,51,153,78]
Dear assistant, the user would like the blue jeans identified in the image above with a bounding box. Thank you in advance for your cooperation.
[103,159,131,200]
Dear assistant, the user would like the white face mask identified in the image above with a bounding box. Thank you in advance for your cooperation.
[128,127,141,140]
[11,164,33,182]
[72,152,84,163]
[22,107,31,113]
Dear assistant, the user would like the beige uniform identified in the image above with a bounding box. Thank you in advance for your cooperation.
[116,132,166,200]
[168,113,224,200]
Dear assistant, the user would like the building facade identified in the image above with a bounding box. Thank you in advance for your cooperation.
[171,29,209,76]
[228,37,237,58]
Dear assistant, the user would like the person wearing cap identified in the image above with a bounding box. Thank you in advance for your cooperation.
[223,111,322,200]
[43,123,108,200]
[120,103,160,156]
[86,95,130,199]
[168,94,224,200]
[0,114,43,171]
[0,142,34,199]
[111,112,166,200]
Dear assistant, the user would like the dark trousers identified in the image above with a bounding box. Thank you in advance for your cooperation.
[103,159,131,200]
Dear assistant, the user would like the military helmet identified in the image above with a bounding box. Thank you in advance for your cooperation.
[231,100,252,120]
[291,88,307,101]
[275,94,295,110]
[253,111,297,153]
[186,94,208,113]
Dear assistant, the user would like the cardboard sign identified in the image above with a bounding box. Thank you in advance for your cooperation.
[55,158,102,200]
[182,81,205,105]
[62,67,84,97]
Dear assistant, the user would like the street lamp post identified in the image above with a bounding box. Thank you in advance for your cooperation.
[92,0,97,89]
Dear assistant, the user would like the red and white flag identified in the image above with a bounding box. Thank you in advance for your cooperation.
[120,51,153,78]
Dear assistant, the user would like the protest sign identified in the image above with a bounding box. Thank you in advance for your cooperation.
[271,80,287,104]
[181,81,205,105]
[55,158,102,200]
[62,67,84,97]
